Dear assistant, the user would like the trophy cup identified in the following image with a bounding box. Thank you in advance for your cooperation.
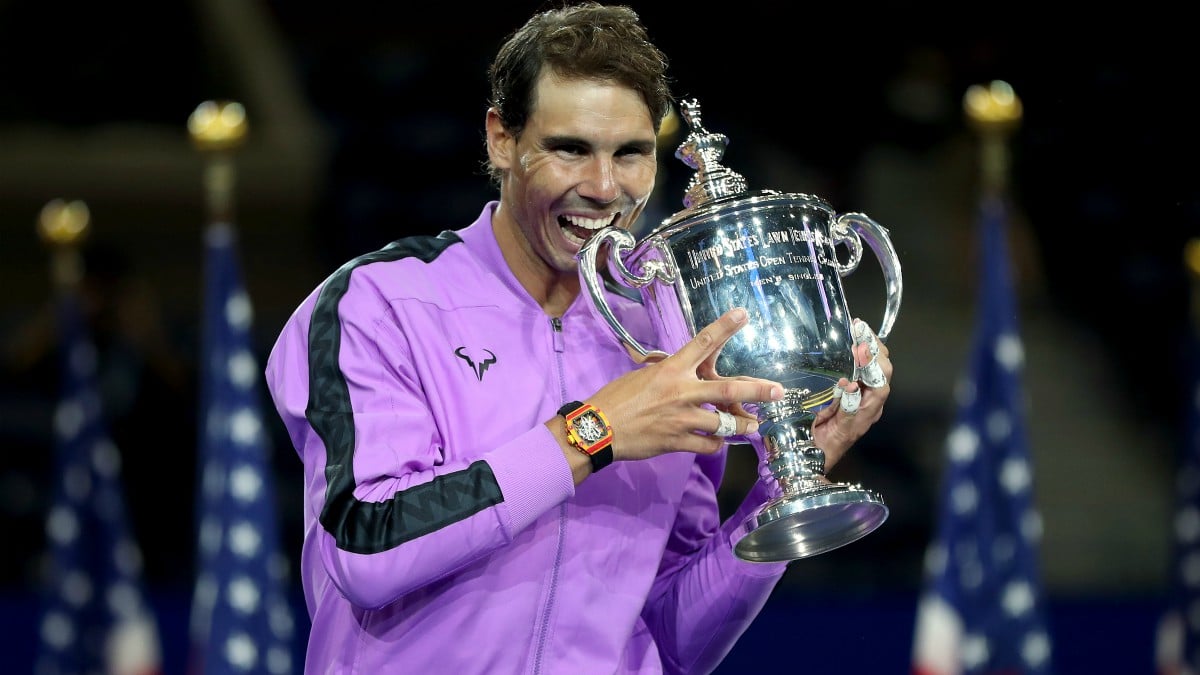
[577,99,902,562]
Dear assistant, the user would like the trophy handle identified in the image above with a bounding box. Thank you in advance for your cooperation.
[577,226,672,360]
[831,213,903,341]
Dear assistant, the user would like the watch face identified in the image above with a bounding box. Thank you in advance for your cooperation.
[575,411,607,443]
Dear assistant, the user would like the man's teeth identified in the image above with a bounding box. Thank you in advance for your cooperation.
[562,214,616,230]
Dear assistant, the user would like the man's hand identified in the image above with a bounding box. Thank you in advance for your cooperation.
[588,307,783,462]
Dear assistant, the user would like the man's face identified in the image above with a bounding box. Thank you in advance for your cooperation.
[489,71,658,279]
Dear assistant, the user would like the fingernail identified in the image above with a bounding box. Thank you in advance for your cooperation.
[731,307,747,323]
[746,421,759,434]
[853,320,869,341]
[770,385,783,400]
[832,383,844,399]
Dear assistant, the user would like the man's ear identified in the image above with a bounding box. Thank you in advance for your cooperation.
[485,108,514,171]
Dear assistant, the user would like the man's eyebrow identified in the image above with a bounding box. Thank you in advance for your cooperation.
[542,134,589,147]
[541,135,656,153]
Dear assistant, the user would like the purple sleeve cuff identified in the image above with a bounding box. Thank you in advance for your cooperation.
[486,424,575,535]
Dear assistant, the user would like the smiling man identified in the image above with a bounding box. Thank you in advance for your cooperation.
[264,3,894,673]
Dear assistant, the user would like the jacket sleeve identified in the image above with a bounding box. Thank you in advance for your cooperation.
[640,452,788,674]
[266,277,575,611]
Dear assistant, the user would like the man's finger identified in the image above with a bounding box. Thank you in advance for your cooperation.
[674,307,748,367]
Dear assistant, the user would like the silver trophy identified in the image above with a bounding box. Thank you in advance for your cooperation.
[578,99,902,562]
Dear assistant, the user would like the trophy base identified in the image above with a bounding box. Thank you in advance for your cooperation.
[730,482,888,562]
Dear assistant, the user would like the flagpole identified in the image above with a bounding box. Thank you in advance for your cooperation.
[963,80,1022,199]
[189,100,248,226]
[37,198,91,292]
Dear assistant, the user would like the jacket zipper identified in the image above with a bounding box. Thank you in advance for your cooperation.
[533,316,569,674]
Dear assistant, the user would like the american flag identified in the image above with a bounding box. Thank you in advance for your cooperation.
[1155,247,1200,675]
[35,288,164,675]
[188,222,297,675]
[911,196,1053,675]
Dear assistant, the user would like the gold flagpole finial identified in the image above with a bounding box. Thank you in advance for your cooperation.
[188,100,248,225]
[1185,238,1200,279]
[1188,238,1200,331]
[37,198,91,288]
[188,100,248,153]
[964,80,1022,197]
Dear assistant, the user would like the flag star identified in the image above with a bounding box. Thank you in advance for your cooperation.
[202,460,226,499]
[267,645,293,674]
[995,333,1024,370]
[206,408,227,442]
[1021,630,1051,667]
[230,408,262,446]
[951,481,978,515]
[991,535,1016,565]
[269,599,296,636]
[1002,580,1034,616]
[199,517,223,555]
[107,582,141,618]
[1177,505,1200,544]
[959,557,984,590]
[40,610,74,650]
[46,505,80,545]
[229,521,263,558]
[224,631,259,670]
[230,464,264,502]
[1021,509,1044,543]
[227,575,262,613]
[225,291,253,330]
[961,633,990,667]
[1000,456,1031,494]
[113,537,145,577]
[947,425,979,463]
[228,349,259,389]
[986,409,1012,444]
[54,400,85,440]
[91,438,120,478]
[194,573,218,613]
[62,570,93,607]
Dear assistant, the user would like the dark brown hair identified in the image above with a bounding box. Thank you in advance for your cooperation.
[486,2,672,183]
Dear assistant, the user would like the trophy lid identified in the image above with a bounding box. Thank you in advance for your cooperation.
[673,98,749,209]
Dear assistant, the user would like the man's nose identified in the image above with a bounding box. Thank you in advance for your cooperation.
[578,157,620,203]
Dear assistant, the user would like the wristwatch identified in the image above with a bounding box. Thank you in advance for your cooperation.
[558,401,614,472]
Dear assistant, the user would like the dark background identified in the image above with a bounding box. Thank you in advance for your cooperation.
[0,2,1194,673]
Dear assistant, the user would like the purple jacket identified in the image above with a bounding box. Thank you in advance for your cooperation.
[265,202,786,674]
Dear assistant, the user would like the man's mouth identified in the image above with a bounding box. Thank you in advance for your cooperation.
[559,213,618,245]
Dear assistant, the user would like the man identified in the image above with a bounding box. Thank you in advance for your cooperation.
[265,3,893,673]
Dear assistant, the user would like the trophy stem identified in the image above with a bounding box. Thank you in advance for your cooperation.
[730,404,888,563]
